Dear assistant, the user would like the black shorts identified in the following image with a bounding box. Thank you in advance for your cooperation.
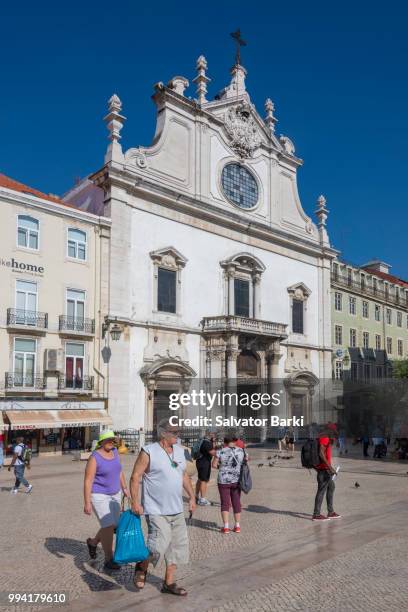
[287,438,294,445]
[196,459,211,482]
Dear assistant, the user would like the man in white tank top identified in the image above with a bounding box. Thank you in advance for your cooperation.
[130,421,196,597]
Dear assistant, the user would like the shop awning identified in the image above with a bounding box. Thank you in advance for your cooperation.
[5,409,112,430]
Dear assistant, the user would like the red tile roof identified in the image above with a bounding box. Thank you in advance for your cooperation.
[0,173,78,210]
[363,267,408,289]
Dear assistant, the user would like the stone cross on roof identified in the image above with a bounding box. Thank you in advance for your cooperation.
[230,29,246,66]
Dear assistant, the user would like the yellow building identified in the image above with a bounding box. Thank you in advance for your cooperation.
[0,174,111,455]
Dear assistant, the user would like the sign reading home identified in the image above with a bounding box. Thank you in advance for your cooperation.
[0,256,44,276]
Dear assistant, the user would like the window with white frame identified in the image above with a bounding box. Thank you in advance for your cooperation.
[349,296,356,315]
[335,325,343,345]
[158,268,177,313]
[363,331,369,349]
[334,360,343,380]
[150,247,188,316]
[65,342,85,389]
[67,228,87,260]
[66,289,85,330]
[292,299,304,334]
[15,280,37,325]
[362,300,369,318]
[398,339,403,357]
[375,334,381,350]
[17,215,39,250]
[349,328,357,347]
[397,312,402,327]
[287,284,311,335]
[234,278,250,317]
[13,338,36,387]
[386,308,392,325]
[334,292,342,311]
[386,337,392,354]
[375,304,381,322]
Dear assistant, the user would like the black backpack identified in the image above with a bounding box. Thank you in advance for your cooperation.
[301,439,320,469]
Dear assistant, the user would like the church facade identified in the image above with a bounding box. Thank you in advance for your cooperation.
[66,56,338,431]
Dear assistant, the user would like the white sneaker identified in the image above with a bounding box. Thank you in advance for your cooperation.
[10,489,18,494]
[198,498,211,506]
[26,485,33,493]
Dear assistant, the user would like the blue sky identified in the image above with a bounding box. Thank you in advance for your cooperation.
[1,1,407,276]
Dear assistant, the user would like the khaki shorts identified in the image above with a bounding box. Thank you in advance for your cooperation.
[146,513,189,567]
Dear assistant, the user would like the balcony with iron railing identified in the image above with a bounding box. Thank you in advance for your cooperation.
[58,375,94,391]
[201,315,288,338]
[58,316,95,336]
[7,308,48,331]
[5,372,46,390]
[331,272,408,308]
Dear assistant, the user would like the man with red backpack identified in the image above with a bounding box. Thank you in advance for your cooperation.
[311,423,341,521]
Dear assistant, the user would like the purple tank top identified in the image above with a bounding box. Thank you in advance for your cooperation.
[91,448,121,495]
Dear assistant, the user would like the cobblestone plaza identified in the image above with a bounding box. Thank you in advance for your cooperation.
[1,447,407,612]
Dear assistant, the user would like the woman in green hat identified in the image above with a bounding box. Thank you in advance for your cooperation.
[83,430,129,569]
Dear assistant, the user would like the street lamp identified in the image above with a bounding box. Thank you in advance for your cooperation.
[109,323,122,341]
[102,317,123,341]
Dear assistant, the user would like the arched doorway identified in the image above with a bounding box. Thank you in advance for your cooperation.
[284,372,319,430]
[140,358,197,432]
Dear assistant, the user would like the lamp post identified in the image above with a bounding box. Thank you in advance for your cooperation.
[102,316,123,341]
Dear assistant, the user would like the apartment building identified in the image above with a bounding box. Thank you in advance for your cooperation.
[0,174,111,454]
[331,259,408,381]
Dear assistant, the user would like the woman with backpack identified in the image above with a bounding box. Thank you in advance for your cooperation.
[212,435,247,534]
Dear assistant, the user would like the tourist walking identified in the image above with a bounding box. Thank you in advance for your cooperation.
[0,430,4,469]
[286,426,295,457]
[83,430,129,570]
[195,431,216,506]
[312,423,341,521]
[277,426,287,452]
[362,434,370,457]
[212,435,247,534]
[130,421,195,596]
[8,436,32,494]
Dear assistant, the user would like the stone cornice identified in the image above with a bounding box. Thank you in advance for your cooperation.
[0,187,111,227]
[94,164,338,262]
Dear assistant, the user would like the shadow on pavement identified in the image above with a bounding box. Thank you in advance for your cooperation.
[245,505,310,519]
[188,518,220,531]
[45,537,123,592]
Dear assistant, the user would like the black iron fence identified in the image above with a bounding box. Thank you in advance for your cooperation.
[7,308,48,328]
[59,316,95,334]
[58,375,94,390]
[5,373,46,389]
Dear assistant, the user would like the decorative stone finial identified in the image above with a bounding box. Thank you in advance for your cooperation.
[217,64,248,102]
[167,76,189,96]
[279,135,295,155]
[193,55,210,105]
[315,195,330,245]
[104,94,126,164]
[264,98,277,134]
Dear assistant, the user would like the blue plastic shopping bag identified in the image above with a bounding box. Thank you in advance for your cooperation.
[113,510,149,565]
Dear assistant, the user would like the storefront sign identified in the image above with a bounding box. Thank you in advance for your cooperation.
[0,256,44,276]
[0,401,105,411]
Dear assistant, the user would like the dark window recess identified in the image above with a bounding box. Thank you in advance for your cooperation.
[234,279,250,317]
[292,299,304,334]
[158,268,176,313]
